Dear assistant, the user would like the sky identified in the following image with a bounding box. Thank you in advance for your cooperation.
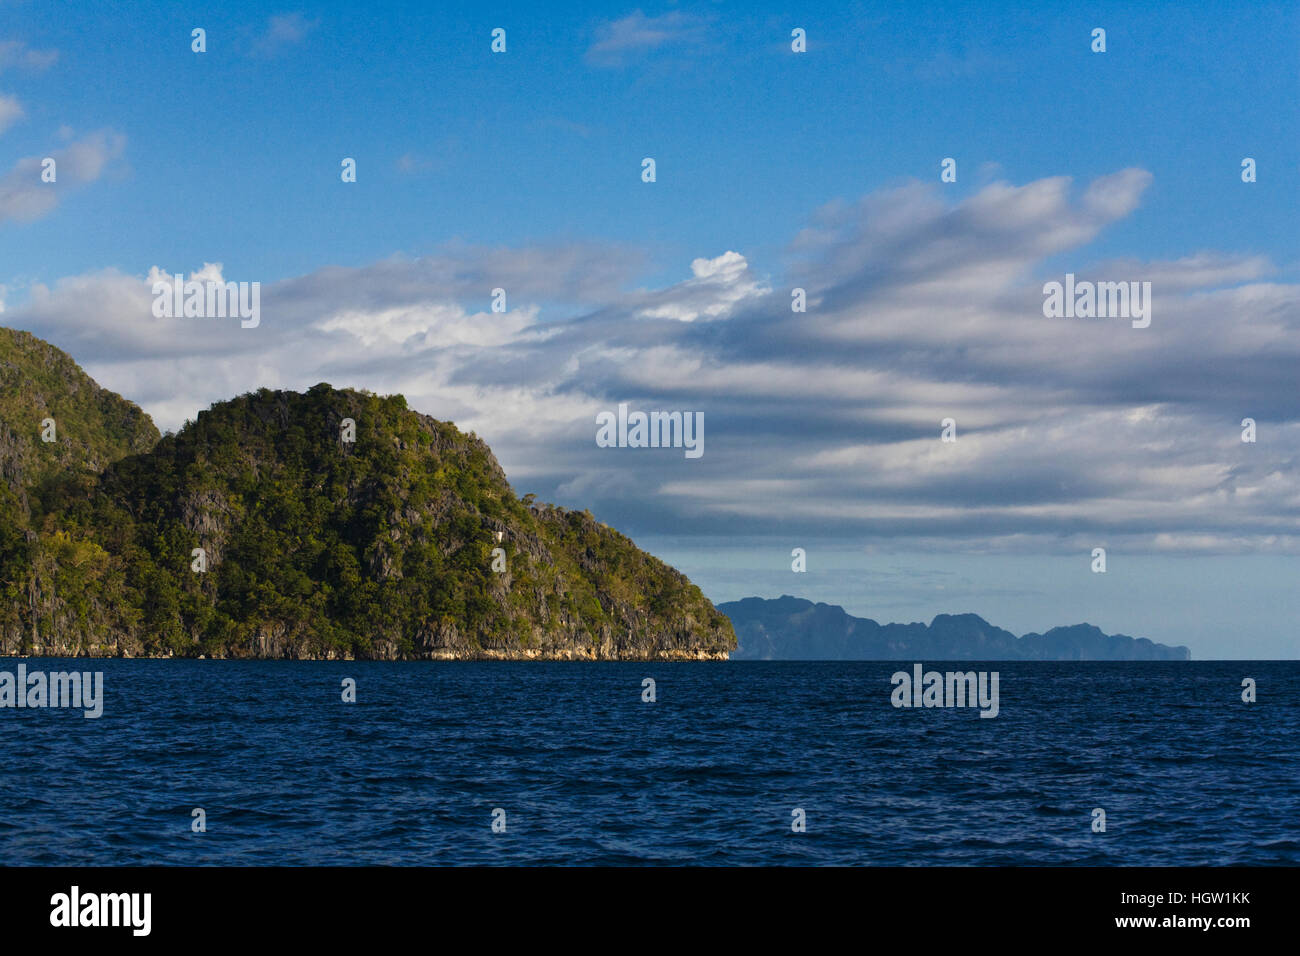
[1,1,1298,657]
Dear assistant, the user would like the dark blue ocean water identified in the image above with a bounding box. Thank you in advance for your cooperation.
[0,660,1296,865]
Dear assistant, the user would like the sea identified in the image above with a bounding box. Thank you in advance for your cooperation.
[0,660,1296,866]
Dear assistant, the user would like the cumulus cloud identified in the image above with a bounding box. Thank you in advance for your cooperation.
[7,170,1299,554]
[636,251,768,321]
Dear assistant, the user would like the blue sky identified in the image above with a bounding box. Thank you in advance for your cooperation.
[2,1,1299,656]
[4,1,1295,286]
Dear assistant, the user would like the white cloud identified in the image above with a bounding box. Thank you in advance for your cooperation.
[0,129,125,224]
[0,39,58,73]
[250,13,319,57]
[586,11,708,67]
[637,251,768,321]
[8,170,1300,555]
[0,93,22,135]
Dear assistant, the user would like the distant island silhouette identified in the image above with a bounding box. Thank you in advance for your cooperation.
[720,595,1190,661]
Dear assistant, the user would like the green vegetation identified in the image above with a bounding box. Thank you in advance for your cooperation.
[0,326,158,508]
[0,328,158,652]
[0,329,734,659]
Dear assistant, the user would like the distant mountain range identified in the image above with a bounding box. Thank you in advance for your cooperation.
[719,595,1191,661]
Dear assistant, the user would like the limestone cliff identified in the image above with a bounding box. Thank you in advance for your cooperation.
[0,330,734,660]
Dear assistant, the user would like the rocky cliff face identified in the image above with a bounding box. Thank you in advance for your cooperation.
[1,328,162,656]
[720,595,1190,661]
[0,326,158,513]
[0,332,734,660]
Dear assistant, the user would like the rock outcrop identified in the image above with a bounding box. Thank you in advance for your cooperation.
[0,329,734,660]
